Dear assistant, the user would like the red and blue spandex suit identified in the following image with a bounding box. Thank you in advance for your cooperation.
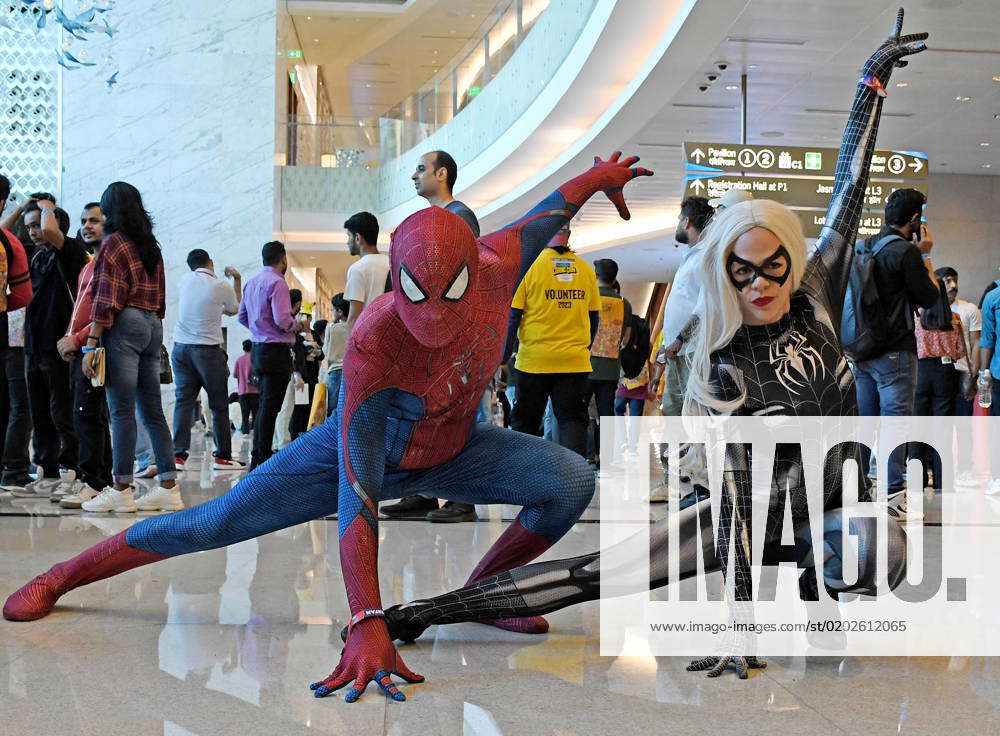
[3,153,651,702]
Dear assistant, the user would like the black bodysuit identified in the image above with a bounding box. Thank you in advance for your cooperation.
[375,14,925,649]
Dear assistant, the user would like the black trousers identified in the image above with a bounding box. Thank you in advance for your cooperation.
[71,356,112,490]
[250,342,292,468]
[586,379,618,461]
[0,346,31,480]
[910,358,957,489]
[239,393,259,434]
[25,349,77,477]
[510,369,589,457]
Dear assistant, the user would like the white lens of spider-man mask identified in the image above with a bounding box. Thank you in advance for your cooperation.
[442,264,469,301]
[726,245,791,291]
[399,264,427,303]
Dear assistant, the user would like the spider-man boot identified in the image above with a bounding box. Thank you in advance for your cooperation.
[464,520,552,634]
[3,531,166,621]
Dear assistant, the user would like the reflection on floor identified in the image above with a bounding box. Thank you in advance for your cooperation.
[1,434,998,734]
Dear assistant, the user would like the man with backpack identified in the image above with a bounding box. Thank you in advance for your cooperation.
[844,188,939,519]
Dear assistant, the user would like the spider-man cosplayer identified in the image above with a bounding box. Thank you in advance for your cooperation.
[4,152,652,702]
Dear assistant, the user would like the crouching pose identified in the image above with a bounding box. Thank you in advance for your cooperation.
[3,153,653,702]
[353,9,928,680]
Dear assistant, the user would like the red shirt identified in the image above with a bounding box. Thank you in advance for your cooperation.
[66,258,97,349]
[1,228,31,311]
[89,232,165,327]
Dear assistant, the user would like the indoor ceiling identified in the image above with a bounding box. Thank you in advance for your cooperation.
[283,0,502,119]
[565,0,1000,240]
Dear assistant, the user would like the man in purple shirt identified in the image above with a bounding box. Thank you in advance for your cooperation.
[237,241,297,468]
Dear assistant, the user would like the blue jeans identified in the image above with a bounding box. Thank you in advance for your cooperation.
[171,343,232,459]
[614,396,644,451]
[135,409,154,469]
[853,351,917,493]
[104,307,177,484]
[325,368,342,416]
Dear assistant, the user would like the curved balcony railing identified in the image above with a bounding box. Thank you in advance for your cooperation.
[279,0,559,169]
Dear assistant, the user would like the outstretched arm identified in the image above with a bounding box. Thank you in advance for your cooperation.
[483,152,652,292]
[310,385,423,703]
[802,8,928,322]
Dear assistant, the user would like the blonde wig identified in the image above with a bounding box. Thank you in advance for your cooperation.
[683,199,808,415]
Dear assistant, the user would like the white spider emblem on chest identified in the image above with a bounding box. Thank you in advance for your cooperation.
[769,330,825,394]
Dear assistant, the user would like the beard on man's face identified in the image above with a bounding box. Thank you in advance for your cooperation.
[675,226,689,245]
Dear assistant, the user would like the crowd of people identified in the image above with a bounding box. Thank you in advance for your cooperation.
[4,11,1000,697]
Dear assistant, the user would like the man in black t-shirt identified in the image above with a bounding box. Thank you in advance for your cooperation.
[15,199,87,499]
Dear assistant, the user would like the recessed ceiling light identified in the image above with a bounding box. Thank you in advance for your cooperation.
[306,15,311,20]
[725,84,739,90]
[955,95,972,101]
[313,38,318,42]
[993,75,1000,82]
[747,64,758,69]
[983,163,992,168]
[760,130,784,138]
[896,81,909,87]
[981,141,991,146]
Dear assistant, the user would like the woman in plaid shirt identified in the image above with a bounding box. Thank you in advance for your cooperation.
[80,182,180,513]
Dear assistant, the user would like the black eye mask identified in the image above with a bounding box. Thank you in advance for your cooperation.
[726,245,791,291]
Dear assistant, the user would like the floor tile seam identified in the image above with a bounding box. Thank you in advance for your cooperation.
[760,669,850,734]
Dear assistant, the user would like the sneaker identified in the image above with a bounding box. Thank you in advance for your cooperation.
[51,469,80,502]
[11,477,61,498]
[650,484,670,503]
[426,501,477,523]
[174,455,187,468]
[955,471,983,489]
[1,473,35,492]
[380,495,439,519]
[135,464,158,479]
[135,485,184,512]
[886,491,923,523]
[82,486,137,513]
[59,484,102,509]
[213,457,246,472]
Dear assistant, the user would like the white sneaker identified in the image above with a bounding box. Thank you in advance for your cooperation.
[11,477,61,498]
[52,469,81,502]
[135,464,158,479]
[650,484,669,503]
[82,486,137,513]
[986,479,1000,496]
[59,484,102,509]
[886,492,923,523]
[135,485,184,512]
[955,471,984,490]
[212,457,246,472]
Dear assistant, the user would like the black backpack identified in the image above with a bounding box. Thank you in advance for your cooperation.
[620,314,650,379]
[840,233,902,362]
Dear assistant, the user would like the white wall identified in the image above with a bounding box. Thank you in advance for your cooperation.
[927,173,1000,304]
[60,0,278,367]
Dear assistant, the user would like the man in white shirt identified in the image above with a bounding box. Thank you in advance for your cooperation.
[343,211,390,330]
[171,248,244,471]
[938,267,982,488]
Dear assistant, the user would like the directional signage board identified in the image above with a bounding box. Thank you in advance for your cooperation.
[794,209,885,240]
[684,175,927,210]
[684,142,927,179]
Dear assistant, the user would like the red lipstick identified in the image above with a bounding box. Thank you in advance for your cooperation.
[752,297,774,307]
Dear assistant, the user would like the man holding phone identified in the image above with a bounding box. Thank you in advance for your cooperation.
[851,188,939,520]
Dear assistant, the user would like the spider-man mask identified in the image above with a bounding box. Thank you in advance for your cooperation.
[390,207,478,348]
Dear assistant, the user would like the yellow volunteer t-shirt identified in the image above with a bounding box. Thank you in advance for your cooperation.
[512,248,600,374]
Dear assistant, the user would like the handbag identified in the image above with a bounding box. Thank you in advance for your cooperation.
[89,347,106,388]
[159,344,173,384]
[915,312,965,361]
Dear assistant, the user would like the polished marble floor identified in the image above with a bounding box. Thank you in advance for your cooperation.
[1,434,997,734]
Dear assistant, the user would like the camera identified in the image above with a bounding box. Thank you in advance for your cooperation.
[706,73,719,82]
[697,84,710,92]
[715,61,729,71]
